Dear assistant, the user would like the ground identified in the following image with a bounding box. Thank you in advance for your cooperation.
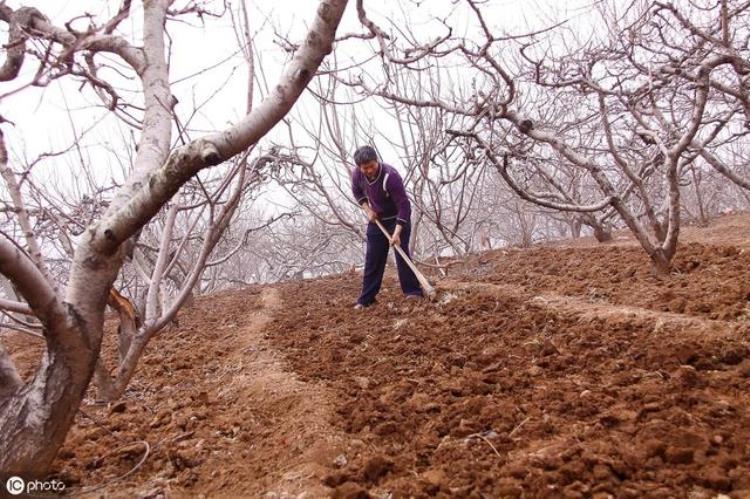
[4,213,750,498]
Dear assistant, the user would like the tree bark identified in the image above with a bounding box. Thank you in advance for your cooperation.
[0,342,22,399]
[0,0,348,475]
[592,223,613,243]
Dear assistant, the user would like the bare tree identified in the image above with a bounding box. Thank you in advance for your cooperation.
[0,0,347,476]
[337,0,750,272]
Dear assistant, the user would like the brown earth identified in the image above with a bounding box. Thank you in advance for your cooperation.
[3,212,750,498]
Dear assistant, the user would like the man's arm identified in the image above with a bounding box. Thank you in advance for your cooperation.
[351,169,367,206]
[361,200,378,222]
[386,169,411,245]
[352,169,377,222]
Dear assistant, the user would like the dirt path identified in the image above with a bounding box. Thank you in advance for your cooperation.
[48,287,348,497]
[197,287,347,497]
[443,279,748,340]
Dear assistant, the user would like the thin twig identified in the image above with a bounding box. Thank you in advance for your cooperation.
[70,441,150,496]
[467,432,502,458]
[68,409,151,495]
[509,416,531,438]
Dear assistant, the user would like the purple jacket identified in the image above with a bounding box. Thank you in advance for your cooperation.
[352,163,411,227]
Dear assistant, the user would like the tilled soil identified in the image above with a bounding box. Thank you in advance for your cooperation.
[265,270,750,497]
[41,288,346,497]
[4,213,750,497]
[462,242,750,322]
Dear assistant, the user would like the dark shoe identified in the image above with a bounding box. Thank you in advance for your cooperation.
[353,303,365,310]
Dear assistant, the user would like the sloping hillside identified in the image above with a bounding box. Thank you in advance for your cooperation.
[8,213,749,497]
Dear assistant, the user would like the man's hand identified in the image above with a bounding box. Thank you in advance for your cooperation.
[363,203,378,222]
[390,225,403,246]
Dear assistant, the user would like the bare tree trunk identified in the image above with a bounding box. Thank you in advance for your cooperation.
[0,0,348,475]
[0,231,90,476]
[650,248,673,275]
[570,217,582,239]
[0,227,114,473]
[0,348,92,476]
[0,342,22,399]
[592,223,613,243]
[690,166,709,227]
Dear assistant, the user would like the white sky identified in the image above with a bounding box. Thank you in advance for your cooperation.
[0,0,604,210]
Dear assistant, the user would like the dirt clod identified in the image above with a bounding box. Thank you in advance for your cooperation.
[361,455,394,483]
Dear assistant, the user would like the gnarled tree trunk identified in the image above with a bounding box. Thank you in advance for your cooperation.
[0,0,348,475]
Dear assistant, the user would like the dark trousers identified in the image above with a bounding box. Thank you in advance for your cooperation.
[357,219,423,306]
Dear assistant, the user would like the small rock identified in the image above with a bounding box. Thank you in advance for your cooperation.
[333,454,348,468]
[422,468,446,485]
[353,376,370,390]
[528,366,543,376]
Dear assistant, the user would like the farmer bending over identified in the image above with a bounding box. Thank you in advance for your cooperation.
[351,145,423,309]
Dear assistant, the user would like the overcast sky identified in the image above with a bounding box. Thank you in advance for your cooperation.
[0,0,605,210]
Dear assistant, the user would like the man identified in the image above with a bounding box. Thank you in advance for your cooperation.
[351,145,423,309]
